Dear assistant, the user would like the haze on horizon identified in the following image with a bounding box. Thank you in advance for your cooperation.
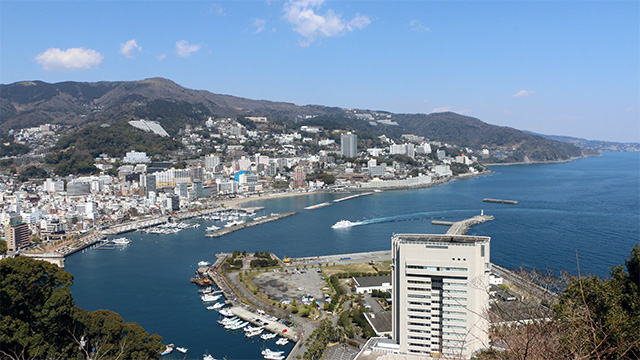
[1,0,638,143]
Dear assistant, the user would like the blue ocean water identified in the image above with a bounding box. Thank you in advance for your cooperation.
[65,152,639,359]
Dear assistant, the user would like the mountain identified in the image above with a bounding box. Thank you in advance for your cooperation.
[0,78,593,163]
[523,131,640,152]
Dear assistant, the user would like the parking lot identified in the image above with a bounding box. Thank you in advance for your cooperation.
[252,267,327,304]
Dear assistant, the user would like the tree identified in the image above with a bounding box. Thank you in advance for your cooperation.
[0,257,163,360]
[0,240,7,255]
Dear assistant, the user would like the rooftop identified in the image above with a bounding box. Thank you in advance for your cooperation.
[393,233,490,244]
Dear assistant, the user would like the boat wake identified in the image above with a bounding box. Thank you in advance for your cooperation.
[331,209,479,229]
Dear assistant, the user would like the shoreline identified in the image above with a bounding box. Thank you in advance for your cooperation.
[220,171,492,209]
[483,154,599,166]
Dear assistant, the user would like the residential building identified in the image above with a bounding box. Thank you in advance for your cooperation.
[5,217,31,252]
[392,234,491,359]
[123,150,151,164]
[341,133,358,157]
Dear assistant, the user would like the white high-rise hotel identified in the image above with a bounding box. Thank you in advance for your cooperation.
[392,234,490,359]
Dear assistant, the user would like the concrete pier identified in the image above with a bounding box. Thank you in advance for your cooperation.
[228,306,298,341]
[445,214,494,235]
[205,212,297,238]
[102,217,168,235]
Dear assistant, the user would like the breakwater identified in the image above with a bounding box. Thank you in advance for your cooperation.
[205,211,298,238]
[483,198,518,205]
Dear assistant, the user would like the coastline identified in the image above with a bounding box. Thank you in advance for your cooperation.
[483,154,599,166]
[219,171,492,208]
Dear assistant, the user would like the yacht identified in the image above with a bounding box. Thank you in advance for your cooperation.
[261,332,277,340]
[112,237,131,245]
[198,261,211,267]
[206,225,220,232]
[219,309,234,317]
[176,347,188,354]
[161,345,174,356]
[203,354,216,360]
[262,349,285,356]
[331,220,356,229]
[245,328,264,337]
[275,338,289,346]
[201,294,221,302]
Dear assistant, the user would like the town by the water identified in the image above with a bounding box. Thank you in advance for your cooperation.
[0,118,636,360]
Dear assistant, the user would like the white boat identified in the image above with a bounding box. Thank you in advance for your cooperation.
[176,347,188,354]
[112,237,131,245]
[211,302,224,309]
[203,354,216,360]
[331,220,356,229]
[198,261,210,267]
[245,328,264,337]
[262,349,285,356]
[263,354,285,360]
[201,294,221,302]
[275,338,289,346]
[161,345,174,356]
[206,225,220,232]
[261,332,277,340]
[227,321,248,330]
[219,309,234,317]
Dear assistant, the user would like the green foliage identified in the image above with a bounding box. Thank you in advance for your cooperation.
[449,162,470,176]
[18,165,48,181]
[305,170,336,185]
[300,309,310,317]
[0,240,7,254]
[554,244,640,359]
[349,307,376,339]
[303,319,343,360]
[53,122,181,160]
[44,150,98,176]
[0,257,163,360]
[329,275,344,297]
[0,138,29,157]
[371,289,391,298]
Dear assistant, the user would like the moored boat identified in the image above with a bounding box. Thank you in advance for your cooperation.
[176,347,188,354]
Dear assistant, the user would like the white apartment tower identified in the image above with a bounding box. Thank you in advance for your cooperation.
[341,133,357,157]
[392,234,490,359]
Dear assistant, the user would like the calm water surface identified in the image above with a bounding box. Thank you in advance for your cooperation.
[66,152,640,359]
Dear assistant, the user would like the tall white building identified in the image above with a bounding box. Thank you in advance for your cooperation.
[204,154,221,170]
[392,234,490,359]
[341,133,357,157]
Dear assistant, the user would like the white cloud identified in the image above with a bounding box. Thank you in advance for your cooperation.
[175,40,201,57]
[283,0,370,46]
[119,39,142,59]
[409,19,430,32]
[157,53,166,61]
[512,89,534,98]
[35,47,103,71]
[253,19,266,34]
[431,106,452,113]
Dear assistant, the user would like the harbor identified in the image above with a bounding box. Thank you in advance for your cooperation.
[205,211,298,238]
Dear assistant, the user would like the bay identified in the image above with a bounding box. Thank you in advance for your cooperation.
[65,151,640,359]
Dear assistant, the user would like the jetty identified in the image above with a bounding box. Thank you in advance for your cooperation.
[483,198,518,205]
[304,202,332,210]
[333,192,374,203]
[432,213,495,235]
[205,212,297,238]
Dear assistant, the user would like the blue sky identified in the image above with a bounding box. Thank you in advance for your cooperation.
[1,1,638,142]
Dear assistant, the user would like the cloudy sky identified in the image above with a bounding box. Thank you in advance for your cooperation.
[1,1,638,142]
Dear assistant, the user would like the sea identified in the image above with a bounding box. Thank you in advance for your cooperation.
[65,151,640,359]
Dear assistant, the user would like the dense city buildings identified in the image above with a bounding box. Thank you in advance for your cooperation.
[391,234,490,359]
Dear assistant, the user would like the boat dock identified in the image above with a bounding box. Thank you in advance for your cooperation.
[333,192,374,203]
[102,217,168,235]
[205,212,298,238]
[228,306,298,341]
[22,231,105,267]
[431,214,495,235]
[483,198,518,205]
